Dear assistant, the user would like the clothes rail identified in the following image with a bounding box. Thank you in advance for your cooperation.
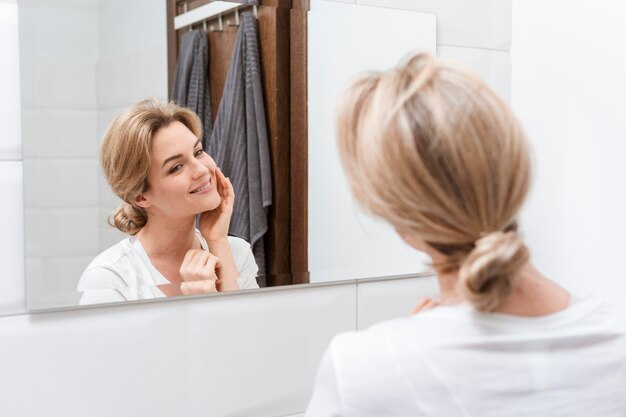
[174,1,257,30]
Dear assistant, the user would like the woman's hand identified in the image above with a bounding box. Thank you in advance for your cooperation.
[410,297,439,316]
[200,168,234,244]
[179,249,220,295]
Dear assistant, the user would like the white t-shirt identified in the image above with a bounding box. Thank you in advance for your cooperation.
[306,296,626,417]
[77,231,259,305]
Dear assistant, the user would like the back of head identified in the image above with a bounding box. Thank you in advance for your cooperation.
[101,97,202,235]
[337,52,531,312]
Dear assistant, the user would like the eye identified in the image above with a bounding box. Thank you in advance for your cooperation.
[194,148,205,158]
[169,164,183,174]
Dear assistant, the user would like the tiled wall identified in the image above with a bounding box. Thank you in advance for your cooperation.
[20,0,99,309]
[19,0,168,309]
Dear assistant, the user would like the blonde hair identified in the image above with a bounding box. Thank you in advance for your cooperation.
[101,98,203,235]
[337,52,531,312]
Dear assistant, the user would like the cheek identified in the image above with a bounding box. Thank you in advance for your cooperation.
[205,156,217,169]
[153,176,185,199]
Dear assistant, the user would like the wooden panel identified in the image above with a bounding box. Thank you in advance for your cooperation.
[261,5,291,286]
[290,3,308,284]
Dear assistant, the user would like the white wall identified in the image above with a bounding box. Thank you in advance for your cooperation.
[308,0,513,282]
[512,0,626,313]
[0,0,26,316]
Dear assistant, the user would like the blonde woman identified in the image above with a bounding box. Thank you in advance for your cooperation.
[305,53,626,416]
[78,98,259,305]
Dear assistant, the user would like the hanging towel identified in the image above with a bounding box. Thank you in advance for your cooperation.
[171,29,213,148]
[209,5,272,286]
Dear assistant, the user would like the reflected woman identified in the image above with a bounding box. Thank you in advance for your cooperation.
[78,98,259,305]
[306,53,626,415]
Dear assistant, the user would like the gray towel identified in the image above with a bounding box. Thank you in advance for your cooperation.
[209,8,272,285]
[171,29,213,147]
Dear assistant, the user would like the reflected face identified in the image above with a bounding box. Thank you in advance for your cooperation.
[140,121,220,218]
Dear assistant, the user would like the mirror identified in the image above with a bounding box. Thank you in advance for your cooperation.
[21,0,437,310]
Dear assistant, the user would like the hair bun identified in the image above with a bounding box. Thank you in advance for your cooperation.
[458,230,529,312]
[109,202,147,235]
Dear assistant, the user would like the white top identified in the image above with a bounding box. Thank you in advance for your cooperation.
[306,296,626,417]
[77,231,259,305]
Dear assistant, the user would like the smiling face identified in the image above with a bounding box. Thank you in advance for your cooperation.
[135,121,220,219]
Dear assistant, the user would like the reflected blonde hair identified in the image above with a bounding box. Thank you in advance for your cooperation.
[101,98,202,235]
[337,52,531,312]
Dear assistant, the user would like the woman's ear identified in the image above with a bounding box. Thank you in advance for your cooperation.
[397,230,440,258]
[133,193,150,209]
[401,233,429,253]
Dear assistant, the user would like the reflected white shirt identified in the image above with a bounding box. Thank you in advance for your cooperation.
[306,296,626,417]
[77,230,259,305]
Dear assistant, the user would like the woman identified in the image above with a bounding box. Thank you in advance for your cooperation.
[78,98,259,305]
[305,53,626,416]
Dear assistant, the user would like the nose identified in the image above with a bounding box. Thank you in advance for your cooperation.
[191,157,210,180]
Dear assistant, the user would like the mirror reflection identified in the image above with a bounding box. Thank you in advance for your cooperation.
[77,99,260,305]
[21,0,436,310]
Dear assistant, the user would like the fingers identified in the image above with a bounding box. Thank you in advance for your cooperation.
[410,297,439,316]
[179,249,220,282]
[216,168,234,200]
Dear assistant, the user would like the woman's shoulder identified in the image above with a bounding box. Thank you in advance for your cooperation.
[82,237,135,270]
[77,237,142,290]
[226,235,252,251]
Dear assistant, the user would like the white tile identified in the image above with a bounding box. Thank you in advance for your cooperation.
[97,209,125,252]
[32,207,99,257]
[22,159,39,208]
[357,0,512,50]
[98,170,122,208]
[0,2,23,160]
[25,1,98,58]
[357,275,440,330]
[36,56,97,109]
[96,53,135,108]
[97,107,125,139]
[133,42,168,102]
[26,256,89,310]
[23,159,99,208]
[126,0,167,51]
[22,109,98,159]
[98,0,166,58]
[24,208,40,257]
[34,109,98,159]
[0,162,25,315]
[18,55,37,108]
[20,109,38,159]
[24,256,41,304]
[438,46,511,103]
[0,283,357,416]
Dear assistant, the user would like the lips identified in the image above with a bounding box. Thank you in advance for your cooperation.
[190,177,212,194]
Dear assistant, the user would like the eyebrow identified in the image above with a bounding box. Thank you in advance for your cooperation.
[161,139,202,168]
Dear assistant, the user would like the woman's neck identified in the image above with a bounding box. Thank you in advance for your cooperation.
[136,215,200,260]
[435,262,571,317]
